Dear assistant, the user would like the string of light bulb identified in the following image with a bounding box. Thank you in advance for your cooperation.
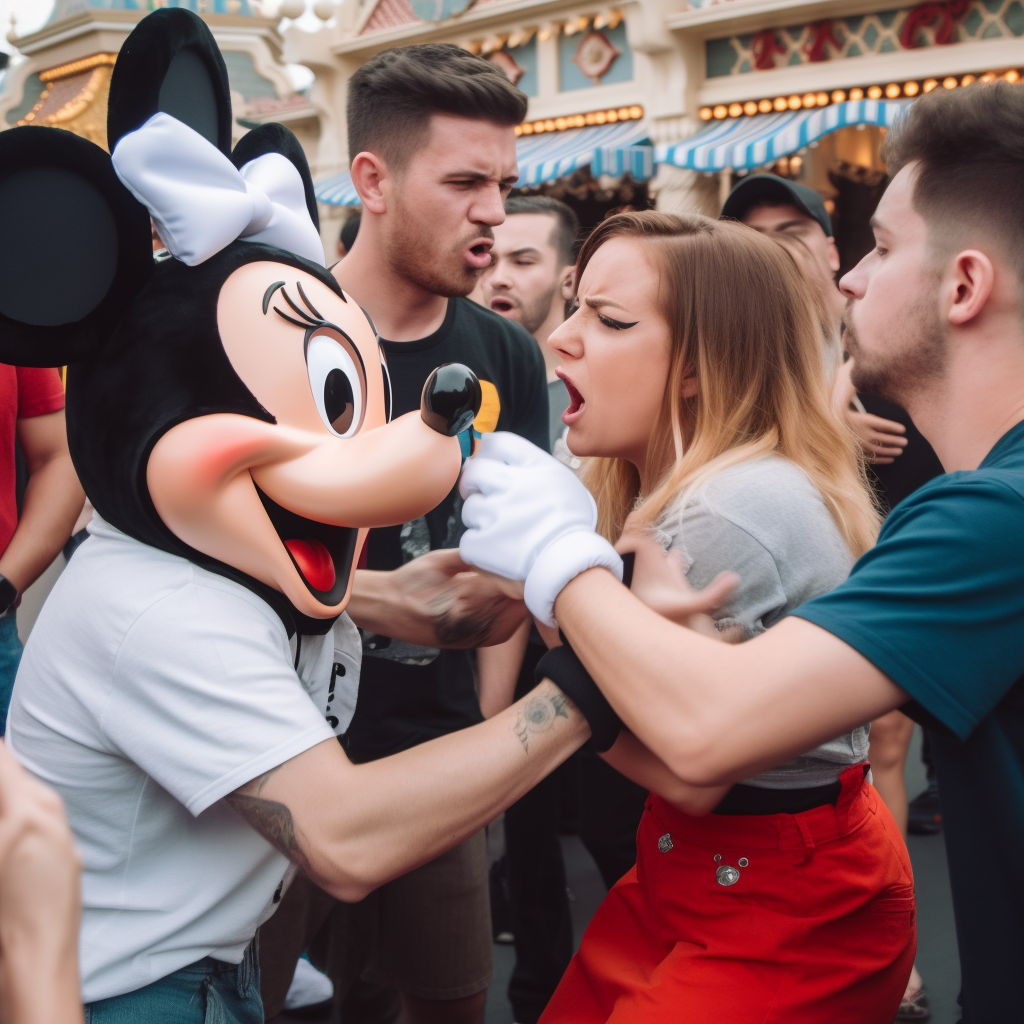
[699,68,1022,121]
[515,105,644,136]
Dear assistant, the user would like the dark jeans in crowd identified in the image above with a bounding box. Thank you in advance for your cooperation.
[504,642,647,1024]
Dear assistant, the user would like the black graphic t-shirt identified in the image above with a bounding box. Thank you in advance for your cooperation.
[342,297,548,763]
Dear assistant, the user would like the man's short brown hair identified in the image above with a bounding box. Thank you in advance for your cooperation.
[347,43,527,170]
[504,196,580,266]
[882,82,1024,280]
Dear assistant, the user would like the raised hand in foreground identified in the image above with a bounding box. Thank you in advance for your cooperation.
[0,742,83,1024]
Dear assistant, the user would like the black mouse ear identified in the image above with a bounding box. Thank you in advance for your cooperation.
[232,123,320,232]
[0,127,152,368]
[107,7,231,156]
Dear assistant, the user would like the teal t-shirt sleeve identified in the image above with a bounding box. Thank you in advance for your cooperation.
[793,475,1024,741]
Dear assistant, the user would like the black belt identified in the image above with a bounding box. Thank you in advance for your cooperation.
[713,780,842,816]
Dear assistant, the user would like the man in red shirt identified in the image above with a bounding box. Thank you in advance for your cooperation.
[0,365,84,733]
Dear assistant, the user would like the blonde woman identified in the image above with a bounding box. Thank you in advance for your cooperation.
[465,212,915,1023]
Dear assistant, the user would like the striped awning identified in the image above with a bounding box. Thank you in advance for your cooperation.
[515,120,653,187]
[314,120,654,206]
[315,171,361,207]
[657,99,909,173]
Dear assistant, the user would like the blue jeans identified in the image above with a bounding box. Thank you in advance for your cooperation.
[84,940,262,1024]
[0,611,22,737]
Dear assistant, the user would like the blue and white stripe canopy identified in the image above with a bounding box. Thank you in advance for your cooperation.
[314,120,653,206]
[315,171,362,207]
[657,99,909,173]
[515,120,653,188]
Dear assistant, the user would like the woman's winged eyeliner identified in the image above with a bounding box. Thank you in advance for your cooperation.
[599,314,640,331]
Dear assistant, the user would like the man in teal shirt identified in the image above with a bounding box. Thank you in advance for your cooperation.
[455,82,1024,1023]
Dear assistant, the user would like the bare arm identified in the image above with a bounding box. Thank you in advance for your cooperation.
[347,549,527,649]
[478,618,530,718]
[555,549,905,787]
[0,745,83,1024]
[226,681,588,902]
[0,411,84,592]
[602,731,729,815]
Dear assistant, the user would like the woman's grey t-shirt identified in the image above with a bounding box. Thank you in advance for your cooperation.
[654,456,869,789]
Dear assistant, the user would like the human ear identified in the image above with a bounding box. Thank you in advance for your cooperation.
[559,265,576,302]
[350,152,389,216]
[826,237,841,275]
[680,375,699,399]
[947,250,995,327]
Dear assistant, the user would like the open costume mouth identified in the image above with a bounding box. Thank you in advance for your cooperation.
[256,484,358,606]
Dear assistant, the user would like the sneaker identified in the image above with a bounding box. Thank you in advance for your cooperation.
[284,956,334,1013]
[895,983,930,1020]
[907,781,942,835]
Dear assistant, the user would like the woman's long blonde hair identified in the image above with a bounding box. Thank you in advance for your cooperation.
[580,211,879,557]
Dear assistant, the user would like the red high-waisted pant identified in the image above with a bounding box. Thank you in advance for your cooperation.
[540,764,915,1024]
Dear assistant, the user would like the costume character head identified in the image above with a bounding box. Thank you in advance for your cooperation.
[0,8,480,634]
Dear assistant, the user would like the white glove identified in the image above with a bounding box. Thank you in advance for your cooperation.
[459,432,622,626]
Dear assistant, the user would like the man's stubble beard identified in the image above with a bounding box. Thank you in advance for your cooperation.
[845,292,948,407]
[383,196,493,298]
[518,280,560,336]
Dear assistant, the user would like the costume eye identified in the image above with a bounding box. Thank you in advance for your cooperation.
[306,328,366,438]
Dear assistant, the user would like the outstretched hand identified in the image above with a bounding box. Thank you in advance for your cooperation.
[460,433,622,625]
[353,549,528,650]
[832,359,907,465]
[615,532,739,639]
[0,742,83,1024]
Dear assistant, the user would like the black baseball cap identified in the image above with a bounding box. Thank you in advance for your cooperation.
[721,174,832,237]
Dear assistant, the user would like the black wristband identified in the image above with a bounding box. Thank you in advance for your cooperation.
[0,575,17,617]
[535,642,622,752]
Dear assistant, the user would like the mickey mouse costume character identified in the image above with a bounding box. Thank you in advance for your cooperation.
[0,11,605,1022]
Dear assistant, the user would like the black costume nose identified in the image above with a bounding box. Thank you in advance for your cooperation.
[420,363,482,437]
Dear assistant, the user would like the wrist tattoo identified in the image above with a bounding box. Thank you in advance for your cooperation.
[514,690,571,753]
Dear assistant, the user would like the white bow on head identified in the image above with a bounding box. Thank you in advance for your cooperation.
[111,112,326,268]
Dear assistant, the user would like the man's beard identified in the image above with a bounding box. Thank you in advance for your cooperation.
[513,282,559,336]
[844,294,947,407]
[383,200,493,298]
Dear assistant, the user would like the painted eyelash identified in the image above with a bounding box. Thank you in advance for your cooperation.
[273,283,328,330]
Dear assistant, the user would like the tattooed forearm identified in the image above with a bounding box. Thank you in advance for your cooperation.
[226,791,311,872]
[514,690,571,753]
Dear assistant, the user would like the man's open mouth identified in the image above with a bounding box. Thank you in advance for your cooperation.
[490,297,516,314]
[256,485,358,606]
[466,240,494,270]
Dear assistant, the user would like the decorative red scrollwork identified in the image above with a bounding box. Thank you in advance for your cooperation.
[803,20,840,62]
[899,0,970,48]
[752,29,786,69]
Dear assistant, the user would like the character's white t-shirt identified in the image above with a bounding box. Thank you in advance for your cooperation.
[6,516,360,1003]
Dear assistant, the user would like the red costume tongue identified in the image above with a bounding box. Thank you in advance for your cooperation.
[285,538,336,592]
